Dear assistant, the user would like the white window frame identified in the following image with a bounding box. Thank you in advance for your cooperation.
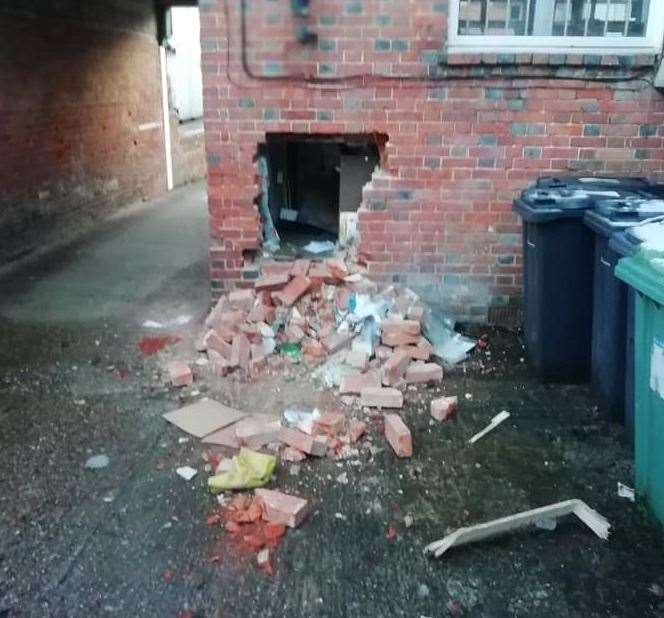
[447,1,664,55]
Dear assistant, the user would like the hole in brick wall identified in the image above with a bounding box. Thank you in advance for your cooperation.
[256,133,384,258]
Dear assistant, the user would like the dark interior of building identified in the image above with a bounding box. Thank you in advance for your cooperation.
[259,135,379,256]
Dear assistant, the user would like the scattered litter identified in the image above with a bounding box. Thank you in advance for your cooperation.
[178,437,190,444]
[468,411,510,444]
[176,466,198,481]
[649,583,664,597]
[336,472,348,484]
[424,499,610,559]
[386,525,397,540]
[208,448,277,492]
[142,315,192,329]
[282,406,320,428]
[422,308,476,366]
[617,482,635,502]
[303,240,336,254]
[73,399,86,406]
[464,393,473,401]
[84,454,109,470]
[163,398,246,438]
[404,514,414,528]
[417,583,430,598]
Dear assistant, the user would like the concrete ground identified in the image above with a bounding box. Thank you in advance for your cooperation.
[1,182,664,617]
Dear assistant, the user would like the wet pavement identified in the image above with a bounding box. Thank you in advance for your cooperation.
[1,183,664,617]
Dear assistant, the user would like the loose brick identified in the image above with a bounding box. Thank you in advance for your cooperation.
[302,338,325,360]
[407,305,425,322]
[322,331,354,354]
[397,337,433,361]
[405,362,443,384]
[382,328,421,347]
[282,446,307,462]
[277,276,311,306]
[339,370,381,395]
[384,413,412,457]
[254,273,290,291]
[360,387,403,409]
[208,350,232,377]
[228,288,256,311]
[279,426,328,456]
[315,411,345,435]
[168,361,193,387]
[290,259,310,277]
[349,419,367,443]
[345,349,369,370]
[430,396,458,422]
[235,417,282,447]
[231,333,251,370]
[376,345,392,361]
[204,330,233,360]
[382,350,411,386]
[255,488,309,528]
[382,319,421,337]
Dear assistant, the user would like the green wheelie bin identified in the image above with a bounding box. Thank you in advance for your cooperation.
[615,222,664,527]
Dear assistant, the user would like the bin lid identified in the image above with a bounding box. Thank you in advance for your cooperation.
[610,219,664,257]
[536,176,651,191]
[584,198,664,237]
[615,222,664,306]
[514,186,639,223]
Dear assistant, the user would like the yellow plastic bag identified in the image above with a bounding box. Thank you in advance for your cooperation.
[208,447,277,493]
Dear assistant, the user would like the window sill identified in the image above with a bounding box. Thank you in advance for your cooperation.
[441,49,658,68]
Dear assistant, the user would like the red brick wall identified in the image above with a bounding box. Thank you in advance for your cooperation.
[201,0,664,319]
[0,1,166,263]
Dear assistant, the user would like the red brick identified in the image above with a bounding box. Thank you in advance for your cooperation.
[255,488,309,528]
[231,333,251,370]
[235,417,282,447]
[254,273,291,291]
[228,288,256,311]
[384,413,412,458]
[381,350,411,386]
[430,396,458,422]
[290,259,311,277]
[277,276,311,306]
[282,446,307,462]
[322,331,354,354]
[345,349,369,370]
[279,426,328,456]
[349,419,367,443]
[397,337,433,361]
[405,362,443,384]
[315,411,345,435]
[168,361,192,387]
[360,387,403,409]
[204,330,233,360]
[208,350,232,377]
[339,370,381,395]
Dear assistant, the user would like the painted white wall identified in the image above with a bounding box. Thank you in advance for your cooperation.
[167,7,203,122]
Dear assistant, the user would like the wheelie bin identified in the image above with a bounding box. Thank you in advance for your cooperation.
[513,177,649,382]
[584,198,664,431]
[615,225,664,526]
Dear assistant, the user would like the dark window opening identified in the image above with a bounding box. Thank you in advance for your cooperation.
[257,134,382,258]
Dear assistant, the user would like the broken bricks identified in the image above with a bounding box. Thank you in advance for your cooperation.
[431,396,458,422]
[168,361,193,387]
[255,488,309,528]
[360,387,403,409]
[279,426,328,456]
[384,413,412,458]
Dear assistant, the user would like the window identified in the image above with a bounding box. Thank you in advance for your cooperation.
[448,0,664,54]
